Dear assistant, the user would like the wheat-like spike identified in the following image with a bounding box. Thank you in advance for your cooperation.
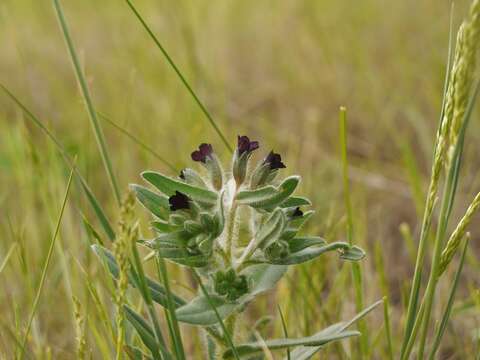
[425,0,480,240]
[113,191,136,359]
[72,296,87,360]
[439,191,480,275]
[448,0,480,160]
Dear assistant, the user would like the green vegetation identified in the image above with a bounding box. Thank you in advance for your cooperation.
[1,0,480,358]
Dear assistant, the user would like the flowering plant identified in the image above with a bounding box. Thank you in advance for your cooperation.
[93,135,378,359]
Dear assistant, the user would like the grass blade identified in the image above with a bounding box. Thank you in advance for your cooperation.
[130,243,169,358]
[339,106,367,358]
[277,305,291,360]
[123,0,233,153]
[0,84,116,241]
[19,162,75,359]
[155,255,186,360]
[407,81,480,358]
[382,297,394,360]
[0,243,17,274]
[98,111,179,173]
[52,0,121,204]
[429,236,469,359]
[400,6,456,355]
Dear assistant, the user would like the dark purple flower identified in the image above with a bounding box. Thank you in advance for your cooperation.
[292,207,303,217]
[237,135,259,156]
[191,143,213,163]
[264,151,286,170]
[169,191,190,211]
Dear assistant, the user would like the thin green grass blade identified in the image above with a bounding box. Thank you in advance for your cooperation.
[0,84,116,241]
[19,163,75,359]
[277,305,291,360]
[123,0,233,153]
[382,297,394,360]
[339,107,367,358]
[0,243,17,274]
[429,236,469,359]
[98,112,179,173]
[130,242,170,359]
[52,0,121,204]
[155,255,186,360]
[0,322,30,360]
[400,6,456,355]
[191,269,240,360]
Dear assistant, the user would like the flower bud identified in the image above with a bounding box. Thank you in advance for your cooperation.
[233,135,259,186]
[213,269,249,301]
[250,151,286,188]
[191,143,223,190]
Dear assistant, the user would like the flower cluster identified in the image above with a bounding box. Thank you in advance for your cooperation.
[130,135,364,304]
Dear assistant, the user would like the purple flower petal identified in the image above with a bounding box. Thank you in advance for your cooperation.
[237,135,260,155]
[264,151,286,170]
[169,191,190,211]
[191,143,213,163]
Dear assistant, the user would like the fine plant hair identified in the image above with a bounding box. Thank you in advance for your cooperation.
[93,136,381,359]
[400,0,480,358]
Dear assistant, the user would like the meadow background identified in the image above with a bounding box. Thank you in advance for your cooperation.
[1,0,479,358]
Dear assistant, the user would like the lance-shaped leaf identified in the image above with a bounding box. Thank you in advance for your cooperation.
[175,295,238,325]
[282,210,315,240]
[175,264,286,326]
[145,241,210,268]
[145,233,210,268]
[151,220,172,233]
[131,184,170,220]
[142,171,218,204]
[280,196,312,208]
[260,242,365,265]
[222,329,359,359]
[237,176,300,209]
[287,299,383,360]
[91,244,186,307]
[287,236,327,253]
[239,209,286,262]
[124,305,162,358]
[240,263,287,298]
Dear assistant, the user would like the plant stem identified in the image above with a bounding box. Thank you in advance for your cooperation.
[124,0,233,154]
[155,256,186,360]
[19,163,75,359]
[339,107,367,358]
[53,0,121,204]
[400,9,455,354]
[225,202,238,266]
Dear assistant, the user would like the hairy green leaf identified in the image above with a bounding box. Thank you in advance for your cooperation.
[175,295,237,325]
[91,244,186,307]
[124,305,161,358]
[237,176,300,209]
[280,196,312,208]
[261,242,365,265]
[131,184,170,220]
[223,329,359,359]
[142,171,218,204]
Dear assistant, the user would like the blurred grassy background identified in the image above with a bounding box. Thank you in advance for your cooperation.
[1,0,480,358]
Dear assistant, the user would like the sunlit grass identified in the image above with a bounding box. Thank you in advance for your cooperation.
[1,0,480,358]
